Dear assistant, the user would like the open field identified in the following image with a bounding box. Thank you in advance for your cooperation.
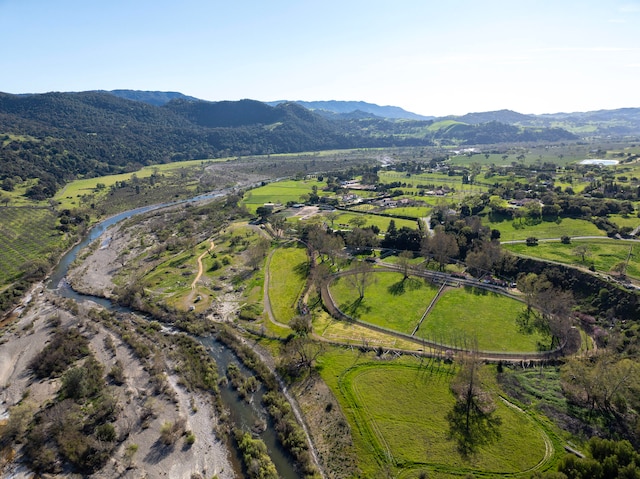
[267,244,308,324]
[332,212,417,231]
[313,310,428,351]
[486,216,605,241]
[318,350,556,478]
[381,205,432,218]
[504,238,640,280]
[54,158,227,210]
[241,179,328,214]
[329,271,440,335]
[329,272,546,353]
[379,170,488,193]
[418,286,548,353]
[609,213,640,230]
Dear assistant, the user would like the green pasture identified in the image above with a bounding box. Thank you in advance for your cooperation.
[0,178,49,207]
[267,244,308,324]
[609,213,640,230]
[419,286,547,352]
[487,216,604,241]
[333,212,417,232]
[346,203,377,213]
[447,148,589,167]
[380,206,429,218]
[379,170,462,186]
[0,206,67,285]
[318,350,554,478]
[54,158,225,210]
[329,271,440,334]
[241,179,328,214]
[504,239,640,279]
[553,180,590,194]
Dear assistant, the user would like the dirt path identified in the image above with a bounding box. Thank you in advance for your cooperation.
[192,240,215,289]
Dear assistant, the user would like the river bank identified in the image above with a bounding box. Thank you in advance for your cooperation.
[0,286,234,479]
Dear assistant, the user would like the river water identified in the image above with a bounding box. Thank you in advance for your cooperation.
[46,190,302,479]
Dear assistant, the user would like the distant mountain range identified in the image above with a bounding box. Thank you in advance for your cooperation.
[0,89,636,199]
[266,100,434,121]
[107,90,640,135]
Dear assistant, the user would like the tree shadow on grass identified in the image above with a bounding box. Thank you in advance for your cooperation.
[293,261,310,279]
[388,277,422,296]
[339,298,370,319]
[388,280,406,296]
[447,402,502,457]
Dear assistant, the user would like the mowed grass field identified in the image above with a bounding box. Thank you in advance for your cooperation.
[0,206,66,284]
[418,286,547,353]
[267,244,308,324]
[504,238,640,280]
[487,216,605,241]
[318,350,554,478]
[329,272,545,353]
[329,272,440,334]
[332,212,418,231]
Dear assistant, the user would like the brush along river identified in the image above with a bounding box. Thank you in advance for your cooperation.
[46,189,305,479]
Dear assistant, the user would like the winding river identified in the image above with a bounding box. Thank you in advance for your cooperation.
[46,190,302,479]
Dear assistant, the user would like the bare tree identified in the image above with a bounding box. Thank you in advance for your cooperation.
[269,214,286,238]
[397,250,414,280]
[246,237,271,270]
[347,261,375,300]
[422,227,458,271]
[573,244,591,263]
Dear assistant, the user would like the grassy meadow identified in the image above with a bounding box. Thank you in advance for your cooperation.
[241,179,328,214]
[329,271,546,353]
[267,244,309,324]
[55,158,226,210]
[504,238,640,280]
[332,212,417,231]
[317,350,557,478]
[329,272,440,335]
[487,216,605,241]
[418,287,547,353]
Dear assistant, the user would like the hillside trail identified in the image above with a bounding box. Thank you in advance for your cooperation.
[184,240,215,309]
[191,240,215,290]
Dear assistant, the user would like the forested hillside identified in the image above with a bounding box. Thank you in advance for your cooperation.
[1,91,578,198]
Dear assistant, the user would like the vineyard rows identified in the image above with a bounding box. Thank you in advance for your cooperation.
[0,207,62,284]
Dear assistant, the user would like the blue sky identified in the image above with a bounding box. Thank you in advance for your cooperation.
[1,0,639,116]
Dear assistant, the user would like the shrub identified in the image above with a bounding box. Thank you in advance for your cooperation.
[60,356,104,400]
[108,360,125,385]
[525,236,539,246]
[30,328,90,378]
[160,418,186,446]
[234,429,278,479]
[95,423,117,442]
